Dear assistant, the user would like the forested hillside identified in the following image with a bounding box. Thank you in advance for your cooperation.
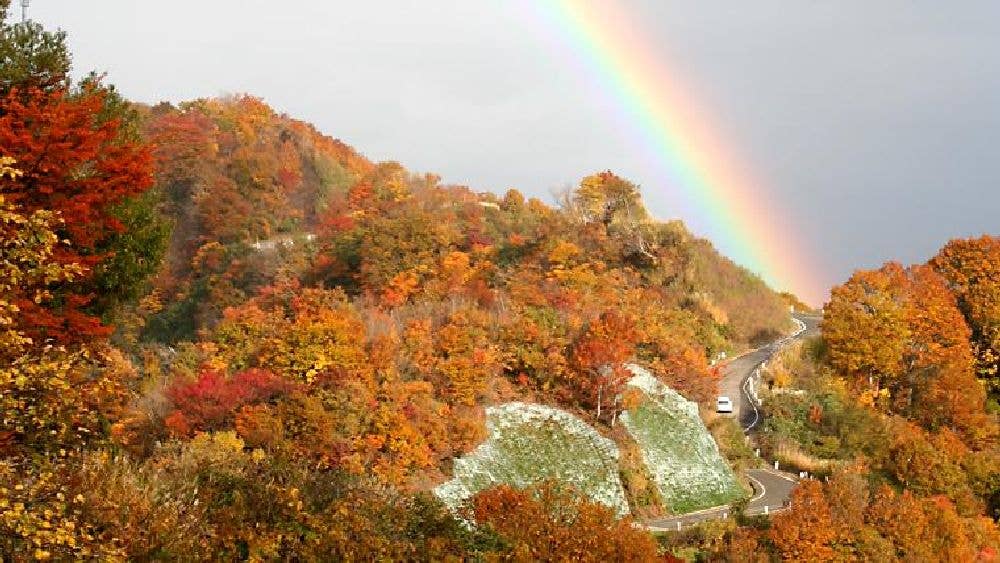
[0,10,791,559]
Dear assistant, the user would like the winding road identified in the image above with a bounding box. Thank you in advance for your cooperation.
[646,312,821,531]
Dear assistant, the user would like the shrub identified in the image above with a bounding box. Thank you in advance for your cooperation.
[164,368,294,436]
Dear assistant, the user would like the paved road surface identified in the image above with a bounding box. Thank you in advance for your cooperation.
[720,342,773,430]
[734,314,821,429]
[646,313,821,531]
[647,467,798,530]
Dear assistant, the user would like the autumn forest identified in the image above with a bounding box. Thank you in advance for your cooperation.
[2,6,1000,561]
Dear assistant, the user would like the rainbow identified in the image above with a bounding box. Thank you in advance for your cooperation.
[531,1,824,304]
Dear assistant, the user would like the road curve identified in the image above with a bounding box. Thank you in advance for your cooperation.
[646,467,798,530]
[646,313,821,531]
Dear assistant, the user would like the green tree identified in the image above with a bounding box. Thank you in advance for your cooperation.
[91,188,171,321]
[0,6,71,94]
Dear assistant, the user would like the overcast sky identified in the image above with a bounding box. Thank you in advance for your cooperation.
[29,1,1000,304]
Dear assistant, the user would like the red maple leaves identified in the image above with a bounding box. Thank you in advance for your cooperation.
[0,85,153,342]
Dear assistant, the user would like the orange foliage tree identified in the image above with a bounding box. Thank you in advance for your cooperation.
[822,262,911,391]
[931,235,1000,399]
[822,262,987,438]
[471,483,660,562]
[207,283,484,487]
[769,480,837,562]
[721,469,1000,561]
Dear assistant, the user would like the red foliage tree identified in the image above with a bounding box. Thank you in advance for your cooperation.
[0,85,153,342]
[145,107,218,198]
[572,309,640,422]
[164,368,294,436]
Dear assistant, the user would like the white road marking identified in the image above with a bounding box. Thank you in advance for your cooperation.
[742,368,761,432]
[747,473,767,502]
[741,316,808,433]
[756,467,799,483]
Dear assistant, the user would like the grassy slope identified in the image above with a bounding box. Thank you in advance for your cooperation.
[434,402,629,516]
[621,366,744,514]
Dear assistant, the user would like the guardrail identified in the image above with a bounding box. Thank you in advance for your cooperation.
[742,317,806,433]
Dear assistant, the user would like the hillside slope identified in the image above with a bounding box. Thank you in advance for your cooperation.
[137,97,792,356]
[121,95,795,506]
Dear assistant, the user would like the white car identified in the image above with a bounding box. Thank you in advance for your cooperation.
[716,396,734,414]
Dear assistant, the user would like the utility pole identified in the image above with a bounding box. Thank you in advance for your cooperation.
[21,0,30,22]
